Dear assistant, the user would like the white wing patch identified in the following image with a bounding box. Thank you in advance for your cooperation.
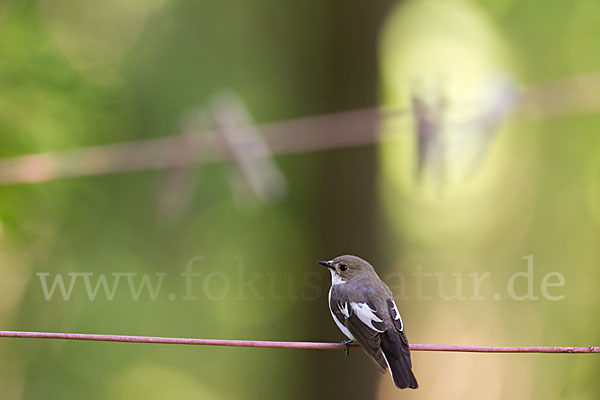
[350,302,384,333]
[389,299,404,331]
[339,302,350,318]
[329,287,355,341]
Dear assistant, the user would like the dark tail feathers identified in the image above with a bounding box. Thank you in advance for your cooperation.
[380,330,418,389]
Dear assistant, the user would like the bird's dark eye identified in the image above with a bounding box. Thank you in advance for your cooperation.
[339,264,347,272]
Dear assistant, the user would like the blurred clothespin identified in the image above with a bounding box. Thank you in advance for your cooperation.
[155,111,208,224]
[210,91,287,210]
[411,86,447,186]
[462,73,519,176]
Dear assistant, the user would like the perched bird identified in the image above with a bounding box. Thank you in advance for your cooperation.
[319,255,418,389]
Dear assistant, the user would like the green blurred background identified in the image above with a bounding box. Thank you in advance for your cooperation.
[0,0,599,399]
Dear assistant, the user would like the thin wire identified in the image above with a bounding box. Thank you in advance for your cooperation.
[0,331,598,353]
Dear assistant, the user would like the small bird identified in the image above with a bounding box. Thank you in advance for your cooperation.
[319,255,418,389]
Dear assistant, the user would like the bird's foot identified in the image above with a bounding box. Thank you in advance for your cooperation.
[342,340,355,356]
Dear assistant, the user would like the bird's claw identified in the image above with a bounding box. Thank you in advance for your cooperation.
[342,340,354,356]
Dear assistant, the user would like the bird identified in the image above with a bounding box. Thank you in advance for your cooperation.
[319,255,418,389]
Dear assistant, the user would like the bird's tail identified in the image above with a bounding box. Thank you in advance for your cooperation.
[380,330,418,389]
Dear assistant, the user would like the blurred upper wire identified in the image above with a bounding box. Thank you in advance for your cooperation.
[0,73,599,187]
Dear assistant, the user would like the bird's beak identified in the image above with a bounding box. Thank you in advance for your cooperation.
[319,260,333,269]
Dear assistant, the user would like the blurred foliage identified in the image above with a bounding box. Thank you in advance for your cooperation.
[0,0,388,399]
[379,0,600,398]
[0,0,599,399]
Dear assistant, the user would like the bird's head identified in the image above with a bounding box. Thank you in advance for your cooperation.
[319,255,376,283]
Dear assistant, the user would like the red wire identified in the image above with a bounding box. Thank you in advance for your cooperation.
[1,331,598,353]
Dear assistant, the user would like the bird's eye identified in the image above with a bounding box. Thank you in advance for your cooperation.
[339,264,347,272]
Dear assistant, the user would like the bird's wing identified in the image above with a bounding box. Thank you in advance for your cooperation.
[386,298,404,332]
[382,297,418,389]
[330,288,387,372]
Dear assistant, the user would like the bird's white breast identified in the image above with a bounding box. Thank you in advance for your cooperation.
[328,271,355,341]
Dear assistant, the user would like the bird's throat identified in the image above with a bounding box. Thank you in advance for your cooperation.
[330,269,345,286]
